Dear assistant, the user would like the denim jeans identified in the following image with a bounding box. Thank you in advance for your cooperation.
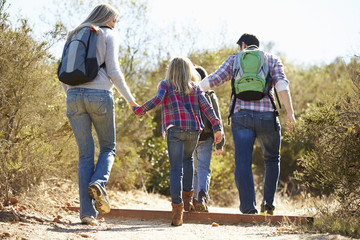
[231,109,281,213]
[66,88,116,219]
[167,127,199,204]
[193,137,213,199]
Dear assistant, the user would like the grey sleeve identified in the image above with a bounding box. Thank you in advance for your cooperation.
[105,32,135,103]
[210,92,225,149]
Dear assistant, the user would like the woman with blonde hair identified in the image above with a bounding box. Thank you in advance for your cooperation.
[61,3,138,225]
[133,57,222,226]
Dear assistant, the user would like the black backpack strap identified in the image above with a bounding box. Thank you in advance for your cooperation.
[228,68,239,125]
[274,87,281,109]
[265,73,281,131]
[268,92,279,131]
[99,26,112,30]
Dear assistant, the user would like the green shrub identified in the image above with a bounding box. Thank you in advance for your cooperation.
[209,150,237,206]
[313,210,360,239]
[139,136,170,195]
[0,1,72,203]
[286,58,360,212]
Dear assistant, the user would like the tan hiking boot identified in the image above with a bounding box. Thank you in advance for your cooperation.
[182,190,195,212]
[171,202,184,226]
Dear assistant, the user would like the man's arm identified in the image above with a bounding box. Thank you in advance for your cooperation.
[278,90,295,123]
[270,54,295,124]
[199,55,234,91]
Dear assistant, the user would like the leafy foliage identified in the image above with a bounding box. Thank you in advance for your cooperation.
[0,0,72,203]
[285,58,360,213]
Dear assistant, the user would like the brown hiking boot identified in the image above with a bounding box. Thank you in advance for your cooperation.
[182,190,195,212]
[171,202,184,226]
[193,198,197,207]
[195,189,209,212]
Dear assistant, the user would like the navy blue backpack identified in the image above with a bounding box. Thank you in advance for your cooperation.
[58,26,109,86]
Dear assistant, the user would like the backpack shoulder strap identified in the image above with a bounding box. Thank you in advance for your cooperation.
[232,52,241,79]
[95,26,112,69]
[259,51,269,77]
[100,26,112,30]
[228,53,242,124]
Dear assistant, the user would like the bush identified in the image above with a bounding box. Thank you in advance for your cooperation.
[0,1,73,203]
[314,210,360,239]
[286,57,360,212]
[209,150,237,206]
[140,136,170,195]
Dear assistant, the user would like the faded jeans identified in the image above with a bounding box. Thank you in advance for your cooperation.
[66,88,116,219]
[193,137,213,199]
[167,127,199,204]
[231,109,281,213]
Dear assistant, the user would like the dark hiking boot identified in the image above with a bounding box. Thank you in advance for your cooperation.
[260,203,275,215]
[182,190,195,212]
[171,202,184,226]
[195,190,208,212]
[244,209,258,214]
[88,182,111,214]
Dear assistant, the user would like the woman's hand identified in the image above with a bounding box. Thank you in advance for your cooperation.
[129,101,139,108]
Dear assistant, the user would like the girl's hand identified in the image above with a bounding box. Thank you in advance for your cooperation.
[132,106,146,117]
[214,131,222,144]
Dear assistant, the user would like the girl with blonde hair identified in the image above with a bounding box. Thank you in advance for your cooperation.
[133,57,222,226]
[61,3,138,225]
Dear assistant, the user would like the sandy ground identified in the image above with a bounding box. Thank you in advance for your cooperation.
[0,183,351,240]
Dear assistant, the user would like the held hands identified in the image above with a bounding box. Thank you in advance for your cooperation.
[129,101,146,117]
[213,131,222,144]
[129,101,139,108]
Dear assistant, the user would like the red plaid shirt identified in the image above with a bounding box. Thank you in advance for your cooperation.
[204,53,289,113]
[134,80,220,138]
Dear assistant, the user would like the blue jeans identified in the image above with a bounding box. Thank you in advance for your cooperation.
[193,137,213,199]
[167,127,199,204]
[231,110,281,213]
[66,88,116,219]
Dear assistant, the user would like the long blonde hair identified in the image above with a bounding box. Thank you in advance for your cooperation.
[67,3,119,41]
[165,57,200,94]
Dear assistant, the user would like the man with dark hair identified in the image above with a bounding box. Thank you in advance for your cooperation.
[199,33,295,215]
[236,33,260,47]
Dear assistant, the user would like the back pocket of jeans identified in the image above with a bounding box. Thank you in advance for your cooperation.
[88,95,108,115]
[231,114,247,130]
[66,94,78,116]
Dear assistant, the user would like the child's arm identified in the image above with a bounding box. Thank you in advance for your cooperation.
[133,81,167,116]
[198,89,221,134]
[209,92,225,151]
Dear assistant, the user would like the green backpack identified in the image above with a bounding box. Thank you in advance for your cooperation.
[228,46,281,126]
[233,45,269,100]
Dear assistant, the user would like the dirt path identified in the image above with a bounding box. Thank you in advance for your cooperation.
[0,213,350,240]
[0,183,351,240]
